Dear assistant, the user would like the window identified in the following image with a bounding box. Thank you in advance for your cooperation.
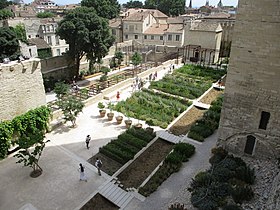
[144,35,147,39]
[160,36,163,40]
[168,34,172,41]
[55,36,59,45]
[259,111,270,130]
[135,35,138,39]
[56,49,61,56]
[28,35,31,38]
[175,35,180,41]
[65,48,68,52]
[151,35,154,40]
[125,34,128,39]
[244,135,256,155]
[47,36,52,45]
[36,34,39,37]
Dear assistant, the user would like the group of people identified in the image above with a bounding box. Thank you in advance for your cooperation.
[78,135,103,182]
[132,75,144,91]
[149,71,158,81]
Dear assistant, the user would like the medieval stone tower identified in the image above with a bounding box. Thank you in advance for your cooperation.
[218,0,280,159]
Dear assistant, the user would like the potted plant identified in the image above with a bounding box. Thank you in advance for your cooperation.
[134,112,142,129]
[107,102,114,121]
[125,118,132,128]
[116,115,123,124]
[98,102,106,117]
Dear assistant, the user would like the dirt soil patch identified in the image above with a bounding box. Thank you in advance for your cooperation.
[169,107,206,136]
[117,138,174,189]
[199,88,223,105]
[88,153,122,176]
[80,193,119,210]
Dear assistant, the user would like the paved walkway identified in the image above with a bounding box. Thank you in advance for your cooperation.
[0,61,219,210]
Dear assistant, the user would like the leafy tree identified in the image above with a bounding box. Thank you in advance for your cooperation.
[123,0,143,8]
[14,131,50,177]
[114,51,124,70]
[0,121,13,159]
[56,94,85,127]
[56,7,114,78]
[36,11,54,18]
[0,0,13,9]
[144,0,185,16]
[54,82,70,99]
[0,27,19,61]
[13,23,27,42]
[81,0,120,19]
[131,51,142,67]
[0,8,13,20]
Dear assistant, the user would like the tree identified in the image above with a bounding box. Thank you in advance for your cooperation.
[13,23,27,42]
[14,131,50,177]
[0,0,13,9]
[131,52,142,67]
[36,11,54,18]
[123,0,143,8]
[56,95,85,127]
[0,27,19,61]
[54,82,70,99]
[144,0,185,16]
[0,9,13,20]
[81,0,120,19]
[56,7,114,78]
[114,51,124,70]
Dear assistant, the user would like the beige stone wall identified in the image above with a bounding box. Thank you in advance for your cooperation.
[218,0,280,159]
[0,59,46,120]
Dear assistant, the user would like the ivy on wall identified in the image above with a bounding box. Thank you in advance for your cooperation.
[0,106,51,159]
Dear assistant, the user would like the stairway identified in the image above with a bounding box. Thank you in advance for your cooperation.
[98,179,134,209]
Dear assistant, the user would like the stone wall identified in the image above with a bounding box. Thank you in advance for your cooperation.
[0,59,46,120]
[218,0,280,159]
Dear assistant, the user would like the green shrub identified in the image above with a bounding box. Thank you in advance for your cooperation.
[189,171,212,190]
[231,185,254,204]
[117,133,147,149]
[165,151,182,165]
[174,142,195,161]
[187,131,204,142]
[235,165,255,184]
[0,121,13,158]
[126,127,155,142]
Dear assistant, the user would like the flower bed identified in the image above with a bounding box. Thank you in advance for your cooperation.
[114,90,191,128]
[99,127,155,165]
[189,147,255,210]
[138,142,195,196]
[187,96,223,142]
[117,138,174,189]
[149,74,212,99]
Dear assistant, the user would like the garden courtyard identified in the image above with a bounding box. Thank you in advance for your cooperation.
[0,62,225,210]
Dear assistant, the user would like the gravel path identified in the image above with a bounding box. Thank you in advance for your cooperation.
[124,132,218,210]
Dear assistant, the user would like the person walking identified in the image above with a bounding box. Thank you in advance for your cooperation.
[85,135,91,149]
[116,91,120,100]
[95,157,102,176]
[79,163,87,182]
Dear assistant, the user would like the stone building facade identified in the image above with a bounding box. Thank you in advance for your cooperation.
[218,0,280,159]
[0,59,46,120]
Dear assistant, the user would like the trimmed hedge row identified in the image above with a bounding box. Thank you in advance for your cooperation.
[139,142,195,196]
[99,127,155,164]
[188,96,223,141]
[189,147,255,210]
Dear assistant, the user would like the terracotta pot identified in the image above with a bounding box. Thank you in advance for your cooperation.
[134,123,142,129]
[107,112,114,121]
[125,119,132,128]
[99,110,106,118]
[116,116,123,124]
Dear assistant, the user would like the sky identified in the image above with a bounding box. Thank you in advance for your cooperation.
[25,0,239,7]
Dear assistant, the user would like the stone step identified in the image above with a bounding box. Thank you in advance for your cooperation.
[116,193,132,207]
[100,182,114,195]
[119,194,134,209]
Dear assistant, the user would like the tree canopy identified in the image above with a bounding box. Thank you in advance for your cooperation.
[144,0,185,16]
[0,9,13,20]
[0,0,13,10]
[131,52,142,67]
[123,0,143,8]
[56,7,114,78]
[36,11,54,18]
[81,0,120,19]
[0,27,19,61]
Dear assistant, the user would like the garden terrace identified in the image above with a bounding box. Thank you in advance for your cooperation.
[188,96,223,142]
[114,90,192,128]
[149,64,226,100]
[88,127,156,175]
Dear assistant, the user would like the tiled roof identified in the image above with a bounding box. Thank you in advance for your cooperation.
[123,8,167,21]
[109,18,122,28]
[203,12,231,19]
[144,24,168,35]
[167,17,184,24]
[190,21,220,32]
[166,24,184,33]
[28,38,50,49]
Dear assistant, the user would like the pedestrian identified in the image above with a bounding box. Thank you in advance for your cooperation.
[218,79,222,87]
[95,157,102,176]
[154,71,157,78]
[116,91,120,100]
[149,73,152,81]
[79,163,87,182]
[85,135,91,149]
